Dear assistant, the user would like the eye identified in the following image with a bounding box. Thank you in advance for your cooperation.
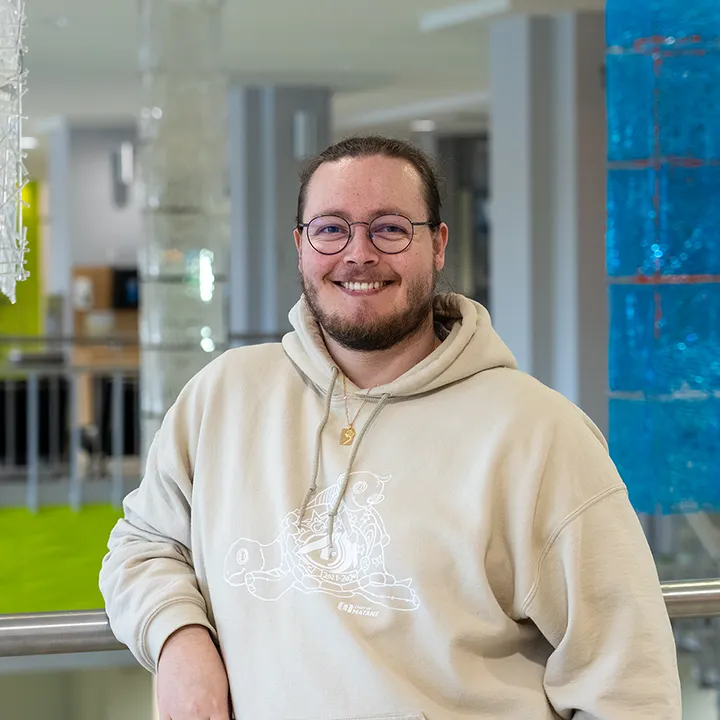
[308,216,350,240]
[319,224,344,234]
[237,549,249,565]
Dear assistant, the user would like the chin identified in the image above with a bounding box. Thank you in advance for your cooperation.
[339,296,400,322]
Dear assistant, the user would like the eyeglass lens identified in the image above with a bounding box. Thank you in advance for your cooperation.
[307,215,414,254]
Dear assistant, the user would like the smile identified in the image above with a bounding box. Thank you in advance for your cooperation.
[335,281,393,293]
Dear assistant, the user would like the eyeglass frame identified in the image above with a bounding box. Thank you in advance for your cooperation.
[296,213,438,256]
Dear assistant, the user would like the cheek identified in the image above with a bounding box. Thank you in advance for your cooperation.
[392,251,433,282]
[301,252,336,281]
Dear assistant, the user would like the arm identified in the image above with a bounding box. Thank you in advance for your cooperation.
[523,488,682,719]
[99,391,215,673]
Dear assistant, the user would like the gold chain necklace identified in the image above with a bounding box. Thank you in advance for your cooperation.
[339,373,372,446]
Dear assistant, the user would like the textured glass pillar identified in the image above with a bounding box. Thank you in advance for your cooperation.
[138,0,228,452]
[606,1,720,512]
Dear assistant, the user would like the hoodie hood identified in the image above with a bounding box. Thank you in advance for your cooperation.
[282,292,517,399]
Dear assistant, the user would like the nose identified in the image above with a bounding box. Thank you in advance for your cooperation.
[344,223,380,266]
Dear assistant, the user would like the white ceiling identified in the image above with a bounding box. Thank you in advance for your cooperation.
[23,0,603,142]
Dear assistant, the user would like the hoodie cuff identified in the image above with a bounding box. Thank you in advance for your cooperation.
[142,599,216,671]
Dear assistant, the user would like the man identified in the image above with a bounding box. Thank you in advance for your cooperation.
[100,136,681,719]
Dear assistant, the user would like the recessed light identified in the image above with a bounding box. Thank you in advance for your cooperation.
[411,119,436,133]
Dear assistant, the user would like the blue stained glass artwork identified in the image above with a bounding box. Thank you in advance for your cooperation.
[606,0,720,513]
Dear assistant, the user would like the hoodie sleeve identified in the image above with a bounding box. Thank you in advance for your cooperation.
[522,487,682,719]
[99,387,215,673]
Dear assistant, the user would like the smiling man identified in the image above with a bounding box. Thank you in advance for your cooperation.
[100,136,681,720]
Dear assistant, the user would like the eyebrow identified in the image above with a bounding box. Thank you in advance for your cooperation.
[312,207,413,220]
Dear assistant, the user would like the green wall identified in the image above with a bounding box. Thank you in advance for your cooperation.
[0,181,43,342]
[0,183,124,615]
[0,506,123,613]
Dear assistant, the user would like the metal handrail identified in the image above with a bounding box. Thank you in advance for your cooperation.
[0,610,122,657]
[1,580,720,658]
[0,332,284,345]
[662,579,720,619]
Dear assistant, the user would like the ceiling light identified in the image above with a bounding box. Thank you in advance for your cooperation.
[21,136,38,150]
[411,120,436,133]
[419,0,512,32]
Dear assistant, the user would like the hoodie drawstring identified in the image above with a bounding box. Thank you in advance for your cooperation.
[327,392,391,549]
[298,366,339,522]
[297,369,392,553]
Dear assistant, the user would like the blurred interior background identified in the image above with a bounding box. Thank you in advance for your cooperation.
[2,0,720,717]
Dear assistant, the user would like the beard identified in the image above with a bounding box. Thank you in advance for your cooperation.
[300,270,436,352]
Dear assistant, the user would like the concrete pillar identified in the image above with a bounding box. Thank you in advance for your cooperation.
[228,86,331,340]
[489,12,608,432]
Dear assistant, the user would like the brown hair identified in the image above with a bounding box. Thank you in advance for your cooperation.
[296,135,443,229]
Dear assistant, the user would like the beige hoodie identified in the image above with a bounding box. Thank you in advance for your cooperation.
[100,293,681,720]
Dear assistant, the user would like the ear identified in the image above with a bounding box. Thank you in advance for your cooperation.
[433,223,449,272]
[294,227,303,267]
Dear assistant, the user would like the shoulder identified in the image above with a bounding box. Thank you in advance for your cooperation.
[209,343,291,380]
[194,343,290,385]
[465,366,607,449]
[174,342,296,413]
[464,367,621,517]
[469,370,628,578]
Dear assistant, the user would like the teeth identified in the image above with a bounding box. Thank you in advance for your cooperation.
[341,281,388,291]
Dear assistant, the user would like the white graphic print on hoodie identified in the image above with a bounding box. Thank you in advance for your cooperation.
[100,293,681,720]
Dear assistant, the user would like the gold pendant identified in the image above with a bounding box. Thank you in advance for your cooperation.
[340,426,356,446]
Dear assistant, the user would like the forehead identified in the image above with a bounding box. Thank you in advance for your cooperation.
[304,155,426,217]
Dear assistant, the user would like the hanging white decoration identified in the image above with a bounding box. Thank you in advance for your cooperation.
[0,0,27,304]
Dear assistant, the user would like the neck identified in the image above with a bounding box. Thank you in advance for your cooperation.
[323,315,440,389]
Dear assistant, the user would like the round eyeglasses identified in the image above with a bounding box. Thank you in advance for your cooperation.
[297,214,435,256]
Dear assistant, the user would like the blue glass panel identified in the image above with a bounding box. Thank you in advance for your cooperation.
[606,5,652,49]
[608,166,720,277]
[654,2,720,43]
[659,165,720,274]
[657,397,720,512]
[609,398,659,513]
[658,52,720,160]
[607,169,657,277]
[609,284,655,393]
[611,397,720,513]
[609,284,720,394]
[606,53,655,162]
[607,0,720,47]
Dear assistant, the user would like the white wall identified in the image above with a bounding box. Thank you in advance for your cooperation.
[0,665,154,720]
[69,126,143,267]
[0,671,71,719]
